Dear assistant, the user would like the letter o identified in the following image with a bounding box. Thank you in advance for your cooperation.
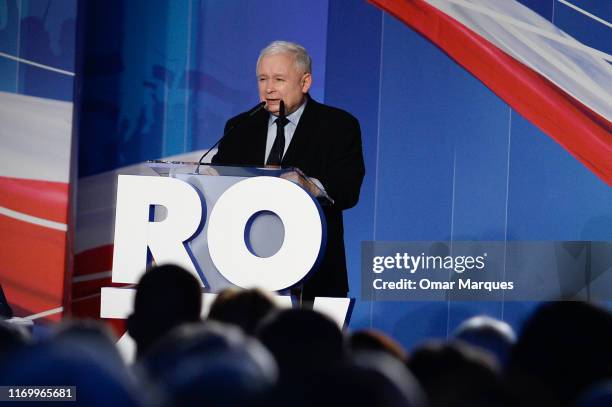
[207,176,324,291]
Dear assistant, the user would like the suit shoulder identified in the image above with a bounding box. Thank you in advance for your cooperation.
[316,102,357,120]
[313,101,359,123]
[223,108,267,133]
[225,110,252,127]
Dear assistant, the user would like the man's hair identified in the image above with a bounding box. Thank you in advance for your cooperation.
[127,264,202,358]
[257,40,312,74]
[207,287,277,335]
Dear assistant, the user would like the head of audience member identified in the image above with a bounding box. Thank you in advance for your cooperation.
[0,341,142,406]
[256,40,312,116]
[408,341,506,407]
[141,321,277,406]
[52,319,125,371]
[506,301,612,406]
[0,319,31,358]
[127,264,202,359]
[270,351,426,407]
[0,284,13,319]
[207,287,278,335]
[256,309,345,379]
[452,315,516,366]
[575,381,612,407]
[348,329,408,362]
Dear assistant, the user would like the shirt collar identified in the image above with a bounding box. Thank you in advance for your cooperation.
[268,98,307,127]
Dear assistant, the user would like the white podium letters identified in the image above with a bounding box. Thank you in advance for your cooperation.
[104,175,350,340]
[112,175,203,283]
[208,176,323,291]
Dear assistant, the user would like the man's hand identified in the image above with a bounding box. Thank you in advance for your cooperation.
[280,170,322,197]
[198,165,220,176]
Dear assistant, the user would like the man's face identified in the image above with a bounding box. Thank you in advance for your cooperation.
[257,53,312,115]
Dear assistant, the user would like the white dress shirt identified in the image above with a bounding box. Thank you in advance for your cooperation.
[264,100,307,163]
[263,99,327,196]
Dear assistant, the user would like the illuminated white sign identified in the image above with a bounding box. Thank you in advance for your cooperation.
[102,175,351,360]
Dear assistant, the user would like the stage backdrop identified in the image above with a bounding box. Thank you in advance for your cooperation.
[73,0,611,348]
[0,0,76,322]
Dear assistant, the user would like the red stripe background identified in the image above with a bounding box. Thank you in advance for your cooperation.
[370,0,612,185]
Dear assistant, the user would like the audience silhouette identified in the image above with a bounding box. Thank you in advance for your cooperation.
[256,309,345,380]
[208,287,278,335]
[452,315,516,367]
[349,329,408,362]
[408,341,507,407]
[127,264,202,359]
[2,268,612,407]
[141,321,277,406]
[506,301,612,406]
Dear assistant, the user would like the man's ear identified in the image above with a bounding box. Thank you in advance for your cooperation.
[301,73,312,93]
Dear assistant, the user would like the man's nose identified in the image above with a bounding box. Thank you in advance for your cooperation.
[263,81,275,94]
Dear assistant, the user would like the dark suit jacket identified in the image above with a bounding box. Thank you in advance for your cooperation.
[212,96,365,298]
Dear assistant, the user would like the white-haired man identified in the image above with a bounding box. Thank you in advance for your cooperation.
[213,40,365,299]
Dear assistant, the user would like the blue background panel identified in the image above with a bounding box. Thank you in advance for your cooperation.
[73,0,612,348]
[0,57,17,92]
[325,0,382,331]
[17,0,75,101]
[554,0,611,55]
[191,0,329,152]
[77,0,329,177]
[0,0,18,55]
[507,112,612,241]
[0,0,75,101]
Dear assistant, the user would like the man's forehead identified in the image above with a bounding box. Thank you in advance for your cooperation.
[257,53,299,74]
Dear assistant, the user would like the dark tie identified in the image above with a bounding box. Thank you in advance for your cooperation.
[266,116,289,166]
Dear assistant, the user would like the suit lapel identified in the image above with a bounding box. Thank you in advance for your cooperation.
[248,109,269,166]
[283,97,318,165]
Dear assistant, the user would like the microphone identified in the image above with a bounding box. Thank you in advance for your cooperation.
[279,99,286,118]
[247,100,268,116]
[196,101,266,171]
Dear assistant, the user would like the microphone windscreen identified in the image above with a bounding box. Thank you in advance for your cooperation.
[279,100,286,117]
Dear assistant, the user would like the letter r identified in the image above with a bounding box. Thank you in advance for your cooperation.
[111,175,203,284]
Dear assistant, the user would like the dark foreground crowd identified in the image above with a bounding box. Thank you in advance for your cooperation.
[1,264,612,406]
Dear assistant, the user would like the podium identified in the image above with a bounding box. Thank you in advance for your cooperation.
[145,160,330,293]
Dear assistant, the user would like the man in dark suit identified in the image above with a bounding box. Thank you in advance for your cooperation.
[212,41,365,299]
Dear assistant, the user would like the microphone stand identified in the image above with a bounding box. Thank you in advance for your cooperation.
[196,101,266,173]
